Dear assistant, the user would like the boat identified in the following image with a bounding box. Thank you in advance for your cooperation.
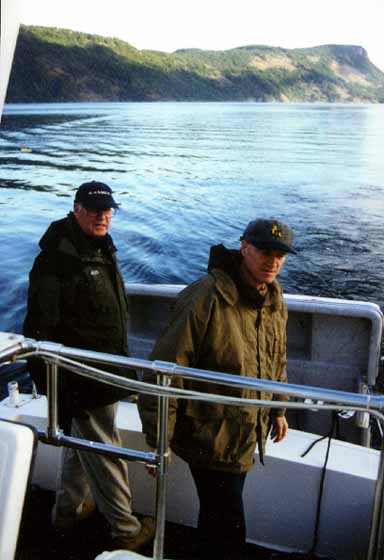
[1,4,384,560]
[1,286,384,560]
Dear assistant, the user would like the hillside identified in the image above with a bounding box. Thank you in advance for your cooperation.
[6,25,384,103]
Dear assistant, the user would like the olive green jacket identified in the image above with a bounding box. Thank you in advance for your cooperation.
[23,212,131,415]
[139,246,288,472]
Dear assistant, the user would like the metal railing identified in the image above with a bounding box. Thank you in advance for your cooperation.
[1,332,384,559]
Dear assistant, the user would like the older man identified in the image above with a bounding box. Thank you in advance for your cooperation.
[23,181,154,552]
[139,218,295,560]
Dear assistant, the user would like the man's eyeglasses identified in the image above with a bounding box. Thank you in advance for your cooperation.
[83,207,115,218]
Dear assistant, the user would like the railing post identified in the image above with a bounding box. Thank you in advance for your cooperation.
[368,429,384,560]
[375,479,384,560]
[153,371,171,560]
[46,362,60,439]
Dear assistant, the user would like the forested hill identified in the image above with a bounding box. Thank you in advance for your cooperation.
[6,25,384,103]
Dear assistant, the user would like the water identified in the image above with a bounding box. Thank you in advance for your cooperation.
[1,101,384,333]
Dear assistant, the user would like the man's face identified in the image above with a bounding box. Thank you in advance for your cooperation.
[74,204,113,237]
[241,240,287,287]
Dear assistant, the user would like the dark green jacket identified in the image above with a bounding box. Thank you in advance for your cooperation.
[139,245,288,472]
[23,212,131,416]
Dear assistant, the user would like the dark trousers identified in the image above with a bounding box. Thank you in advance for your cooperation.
[190,466,248,560]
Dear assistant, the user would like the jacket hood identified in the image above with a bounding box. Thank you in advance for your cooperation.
[208,244,242,281]
[39,212,116,257]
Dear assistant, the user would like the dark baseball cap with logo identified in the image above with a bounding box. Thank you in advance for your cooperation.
[74,181,119,210]
[240,218,296,254]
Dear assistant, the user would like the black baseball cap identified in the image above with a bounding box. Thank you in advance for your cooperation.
[240,218,296,254]
[74,181,119,210]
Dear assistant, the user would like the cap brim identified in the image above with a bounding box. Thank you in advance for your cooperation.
[83,198,120,210]
[248,240,296,254]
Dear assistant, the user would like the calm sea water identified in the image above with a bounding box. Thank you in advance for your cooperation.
[1,101,384,333]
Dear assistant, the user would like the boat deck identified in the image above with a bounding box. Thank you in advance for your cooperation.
[16,486,323,560]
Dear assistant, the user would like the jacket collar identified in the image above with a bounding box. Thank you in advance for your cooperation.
[211,268,282,308]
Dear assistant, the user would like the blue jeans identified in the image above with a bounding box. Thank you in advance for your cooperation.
[190,466,248,560]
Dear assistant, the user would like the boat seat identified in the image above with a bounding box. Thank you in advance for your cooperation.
[0,418,37,559]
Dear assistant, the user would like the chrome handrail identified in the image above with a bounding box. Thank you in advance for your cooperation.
[1,333,384,559]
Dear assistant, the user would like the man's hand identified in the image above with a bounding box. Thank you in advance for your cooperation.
[270,416,288,443]
[145,447,173,477]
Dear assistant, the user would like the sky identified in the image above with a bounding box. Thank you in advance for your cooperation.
[18,0,384,72]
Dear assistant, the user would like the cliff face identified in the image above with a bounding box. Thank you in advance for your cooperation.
[6,26,384,103]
